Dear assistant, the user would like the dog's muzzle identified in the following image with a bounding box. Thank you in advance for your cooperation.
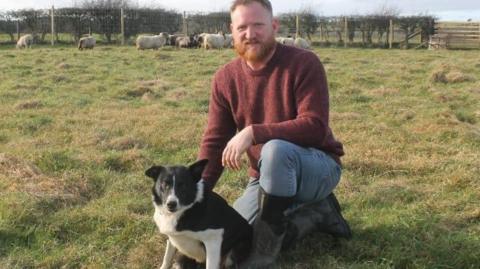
[166,201,177,212]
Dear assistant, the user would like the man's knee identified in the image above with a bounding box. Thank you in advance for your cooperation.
[260,139,296,167]
[259,140,298,197]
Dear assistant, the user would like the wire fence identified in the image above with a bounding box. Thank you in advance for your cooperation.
[0,7,436,48]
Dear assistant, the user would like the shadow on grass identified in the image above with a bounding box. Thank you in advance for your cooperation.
[279,217,479,268]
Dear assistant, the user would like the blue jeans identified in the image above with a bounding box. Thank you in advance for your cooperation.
[233,139,342,224]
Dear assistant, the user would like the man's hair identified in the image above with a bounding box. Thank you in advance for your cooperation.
[230,0,273,15]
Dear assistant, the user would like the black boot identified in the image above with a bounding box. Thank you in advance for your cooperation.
[282,193,352,250]
[239,188,294,269]
[321,193,352,238]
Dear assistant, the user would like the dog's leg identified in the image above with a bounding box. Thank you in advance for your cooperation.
[160,240,177,269]
[204,240,222,269]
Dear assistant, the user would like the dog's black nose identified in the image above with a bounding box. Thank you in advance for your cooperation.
[166,201,177,212]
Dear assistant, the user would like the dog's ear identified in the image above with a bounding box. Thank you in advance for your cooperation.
[145,165,165,181]
[188,159,208,181]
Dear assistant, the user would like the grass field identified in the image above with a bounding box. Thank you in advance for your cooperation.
[0,44,479,269]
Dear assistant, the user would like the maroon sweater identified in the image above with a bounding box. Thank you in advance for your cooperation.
[198,43,344,189]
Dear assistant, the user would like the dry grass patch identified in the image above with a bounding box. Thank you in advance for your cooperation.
[57,62,70,69]
[14,100,43,110]
[52,75,68,83]
[445,71,475,83]
[463,208,480,224]
[126,235,165,269]
[0,153,88,200]
[126,86,153,97]
[393,108,416,121]
[127,79,171,97]
[0,153,42,179]
[108,136,145,150]
[141,92,155,102]
[429,63,476,83]
[469,88,480,95]
[430,64,449,83]
[138,79,169,88]
[103,149,149,172]
[15,100,43,109]
[369,87,400,96]
[331,112,362,121]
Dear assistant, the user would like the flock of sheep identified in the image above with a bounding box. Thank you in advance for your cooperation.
[134,32,311,50]
[14,32,311,50]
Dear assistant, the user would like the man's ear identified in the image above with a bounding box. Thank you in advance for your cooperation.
[272,18,279,34]
[145,166,165,181]
[189,159,208,181]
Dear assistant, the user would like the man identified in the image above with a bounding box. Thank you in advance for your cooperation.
[198,0,352,267]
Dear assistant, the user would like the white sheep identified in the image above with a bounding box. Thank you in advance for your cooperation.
[294,37,311,49]
[224,34,233,48]
[276,37,295,46]
[196,33,208,48]
[136,33,168,50]
[203,33,225,49]
[78,36,96,50]
[16,34,33,49]
[176,36,190,48]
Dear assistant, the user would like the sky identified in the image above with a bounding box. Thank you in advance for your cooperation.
[1,0,480,21]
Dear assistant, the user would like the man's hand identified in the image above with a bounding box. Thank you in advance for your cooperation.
[222,126,254,170]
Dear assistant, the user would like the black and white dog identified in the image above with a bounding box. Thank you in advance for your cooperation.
[145,159,252,269]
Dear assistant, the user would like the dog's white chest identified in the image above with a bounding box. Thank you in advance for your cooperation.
[169,229,225,263]
[154,206,225,263]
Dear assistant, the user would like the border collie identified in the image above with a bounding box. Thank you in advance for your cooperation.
[145,159,252,269]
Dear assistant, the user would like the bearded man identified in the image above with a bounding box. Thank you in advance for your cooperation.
[197,0,352,267]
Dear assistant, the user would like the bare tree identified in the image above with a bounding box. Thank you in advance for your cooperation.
[79,0,133,42]
[0,12,17,42]
[297,7,320,40]
[374,2,401,17]
[371,3,400,47]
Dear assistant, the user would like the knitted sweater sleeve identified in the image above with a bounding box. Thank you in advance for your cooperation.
[251,54,331,148]
[198,75,236,190]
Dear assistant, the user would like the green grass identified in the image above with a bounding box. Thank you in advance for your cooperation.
[1,44,479,269]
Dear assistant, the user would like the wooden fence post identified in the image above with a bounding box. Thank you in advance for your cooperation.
[121,7,125,45]
[51,6,55,46]
[16,20,20,40]
[296,15,299,38]
[389,19,393,49]
[319,24,323,43]
[183,11,187,36]
[344,17,348,48]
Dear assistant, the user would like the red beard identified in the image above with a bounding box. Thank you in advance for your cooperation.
[234,36,276,63]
